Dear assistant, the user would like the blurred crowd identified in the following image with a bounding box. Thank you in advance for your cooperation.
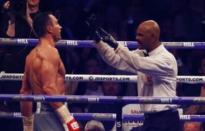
[0,0,205,130]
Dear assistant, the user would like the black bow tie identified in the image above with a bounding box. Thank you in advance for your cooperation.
[143,52,149,57]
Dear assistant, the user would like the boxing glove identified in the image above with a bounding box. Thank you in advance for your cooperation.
[22,115,34,131]
[56,105,80,131]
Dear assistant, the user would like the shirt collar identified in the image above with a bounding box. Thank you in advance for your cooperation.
[148,44,164,56]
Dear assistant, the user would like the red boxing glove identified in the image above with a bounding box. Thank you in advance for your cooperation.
[66,117,80,131]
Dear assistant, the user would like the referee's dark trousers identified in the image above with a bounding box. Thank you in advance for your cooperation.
[141,109,181,131]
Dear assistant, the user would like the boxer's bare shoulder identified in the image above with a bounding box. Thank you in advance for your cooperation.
[24,44,61,93]
[26,44,60,69]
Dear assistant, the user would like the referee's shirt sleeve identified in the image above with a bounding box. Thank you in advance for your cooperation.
[115,44,176,77]
[96,41,138,73]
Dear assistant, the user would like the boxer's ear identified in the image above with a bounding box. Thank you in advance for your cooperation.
[46,23,53,34]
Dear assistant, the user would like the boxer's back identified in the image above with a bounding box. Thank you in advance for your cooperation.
[25,43,65,95]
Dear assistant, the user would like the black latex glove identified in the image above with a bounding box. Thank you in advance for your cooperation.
[97,28,119,49]
[85,14,102,42]
[93,29,103,43]
[85,14,98,31]
[85,15,118,49]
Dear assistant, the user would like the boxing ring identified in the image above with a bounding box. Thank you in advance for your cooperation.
[1,38,205,130]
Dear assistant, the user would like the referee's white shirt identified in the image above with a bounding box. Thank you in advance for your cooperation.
[96,41,178,113]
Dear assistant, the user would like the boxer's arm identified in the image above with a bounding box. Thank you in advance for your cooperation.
[40,58,64,108]
[40,57,80,131]
[20,66,33,131]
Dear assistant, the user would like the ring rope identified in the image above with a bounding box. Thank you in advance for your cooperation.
[0,112,116,121]
[1,94,205,104]
[123,114,205,122]
[0,38,204,49]
[1,111,205,122]
[0,72,204,84]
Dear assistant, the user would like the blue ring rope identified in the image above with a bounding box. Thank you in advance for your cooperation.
[1,94,205,104]
[0,112,116,121]
[122,114,205,122]
[0,38,205,49]
[1,112,205,122]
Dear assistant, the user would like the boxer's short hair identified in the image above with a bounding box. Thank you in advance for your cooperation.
[33,12,51,37]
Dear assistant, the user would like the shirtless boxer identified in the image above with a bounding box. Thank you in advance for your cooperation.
[20,12,80,131]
